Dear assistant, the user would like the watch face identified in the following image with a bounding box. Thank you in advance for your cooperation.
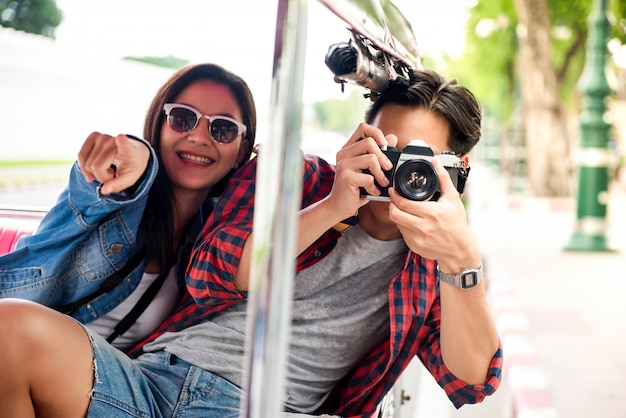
[461,271,480,288]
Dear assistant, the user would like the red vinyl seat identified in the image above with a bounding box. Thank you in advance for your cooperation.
[0,225,33,255]
[0,210,44,255]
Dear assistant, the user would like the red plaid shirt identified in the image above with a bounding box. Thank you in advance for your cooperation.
[129,154,502,417]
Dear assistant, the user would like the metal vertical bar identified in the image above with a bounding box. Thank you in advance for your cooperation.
[240,0,308,417]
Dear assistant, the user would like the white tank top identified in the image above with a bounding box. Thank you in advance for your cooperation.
[85,265,180,350]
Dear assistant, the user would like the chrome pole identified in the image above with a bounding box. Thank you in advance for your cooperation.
[240,0,308,417]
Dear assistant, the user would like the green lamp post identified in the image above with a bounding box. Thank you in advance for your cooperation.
[565,0,616,252]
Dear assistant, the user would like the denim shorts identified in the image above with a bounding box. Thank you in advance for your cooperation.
[82,326,243,418]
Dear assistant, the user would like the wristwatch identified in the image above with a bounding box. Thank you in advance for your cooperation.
[437,264,483,290]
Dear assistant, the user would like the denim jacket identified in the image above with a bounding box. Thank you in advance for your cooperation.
[0,138,168,323]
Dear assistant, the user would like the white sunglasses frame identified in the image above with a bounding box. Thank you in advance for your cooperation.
[163,103,247,143]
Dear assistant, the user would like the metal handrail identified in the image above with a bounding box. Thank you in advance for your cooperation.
[240,1,420,416]
[240,0,309,417]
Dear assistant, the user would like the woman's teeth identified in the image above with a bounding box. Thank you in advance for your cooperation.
[179,153,213,165]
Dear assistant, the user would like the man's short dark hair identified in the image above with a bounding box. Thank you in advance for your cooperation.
[365,69,481,156]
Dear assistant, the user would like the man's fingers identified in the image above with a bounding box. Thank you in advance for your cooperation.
[431,157,457,196]
[337,151,390,191]
[346,123,388,148]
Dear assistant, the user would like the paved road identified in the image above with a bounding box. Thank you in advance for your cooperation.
[468,163,626,418]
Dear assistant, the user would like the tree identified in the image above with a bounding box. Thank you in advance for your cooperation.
[448,0,625,196]
[514,0,571,196]
[0,0,63,38]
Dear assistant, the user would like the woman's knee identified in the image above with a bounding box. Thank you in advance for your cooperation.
[0,299,90,359]
[0,299,94,415]
[0,299,46,348]
[0,299,57,344]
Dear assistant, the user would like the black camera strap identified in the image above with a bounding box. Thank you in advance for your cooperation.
[55,248,177,344]
[105,261,173,344]
[54,248,147,315]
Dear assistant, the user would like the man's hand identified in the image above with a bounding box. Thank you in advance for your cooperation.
[236,124,398,291]
[78,132,150,195]
[391,160,499,387]
[325,123,396,221]
[388,157,480,273]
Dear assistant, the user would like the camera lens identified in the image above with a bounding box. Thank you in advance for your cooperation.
[394,159,438,201]
[325,43,357,76]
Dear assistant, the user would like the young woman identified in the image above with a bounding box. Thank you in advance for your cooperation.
[0,63,257,350]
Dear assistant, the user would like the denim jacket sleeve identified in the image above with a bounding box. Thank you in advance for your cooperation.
[16,137,158,251]
[0,137,158,316]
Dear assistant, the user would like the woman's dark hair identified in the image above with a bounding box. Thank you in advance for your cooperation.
[141,63,257,269]
[365,69,481,156]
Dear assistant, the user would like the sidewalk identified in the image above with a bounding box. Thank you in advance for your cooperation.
[469,164,626,418]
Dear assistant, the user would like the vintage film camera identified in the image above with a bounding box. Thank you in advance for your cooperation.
[322,3,469,201]
[364,139,470,202]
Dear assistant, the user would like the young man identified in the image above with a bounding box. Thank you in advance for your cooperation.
[138,69,502,417]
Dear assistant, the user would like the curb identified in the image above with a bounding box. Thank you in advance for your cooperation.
[487,278,560,418]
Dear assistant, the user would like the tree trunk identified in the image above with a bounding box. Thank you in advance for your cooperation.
[513,0,572,196]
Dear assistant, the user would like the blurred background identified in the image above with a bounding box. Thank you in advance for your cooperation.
[1,0,625,205]
[0,0,478,207]
[1,1,626,417]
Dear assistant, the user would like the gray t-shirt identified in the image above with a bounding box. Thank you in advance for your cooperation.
[144,224,408,412]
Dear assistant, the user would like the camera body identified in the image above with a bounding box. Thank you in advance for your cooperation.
[364,139,470,202]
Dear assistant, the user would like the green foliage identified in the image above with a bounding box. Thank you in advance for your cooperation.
[312,88,370,134]
[446,0,625,121]
[611,0,626,42]
[123,55,190,70]
[0,159,71,167]
[0,0,62,38]
[449,0,518,120]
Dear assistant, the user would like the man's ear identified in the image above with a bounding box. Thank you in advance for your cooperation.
[461,154,470,167]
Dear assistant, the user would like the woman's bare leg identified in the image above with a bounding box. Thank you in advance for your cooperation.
[0,299,94,418]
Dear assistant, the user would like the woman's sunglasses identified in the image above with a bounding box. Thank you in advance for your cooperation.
[163,103,247,144]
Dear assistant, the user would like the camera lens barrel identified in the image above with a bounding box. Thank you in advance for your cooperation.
[394,159,439,201]
[325,42,357,76]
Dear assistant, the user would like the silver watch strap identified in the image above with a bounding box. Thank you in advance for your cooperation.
[437,264,483,290]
